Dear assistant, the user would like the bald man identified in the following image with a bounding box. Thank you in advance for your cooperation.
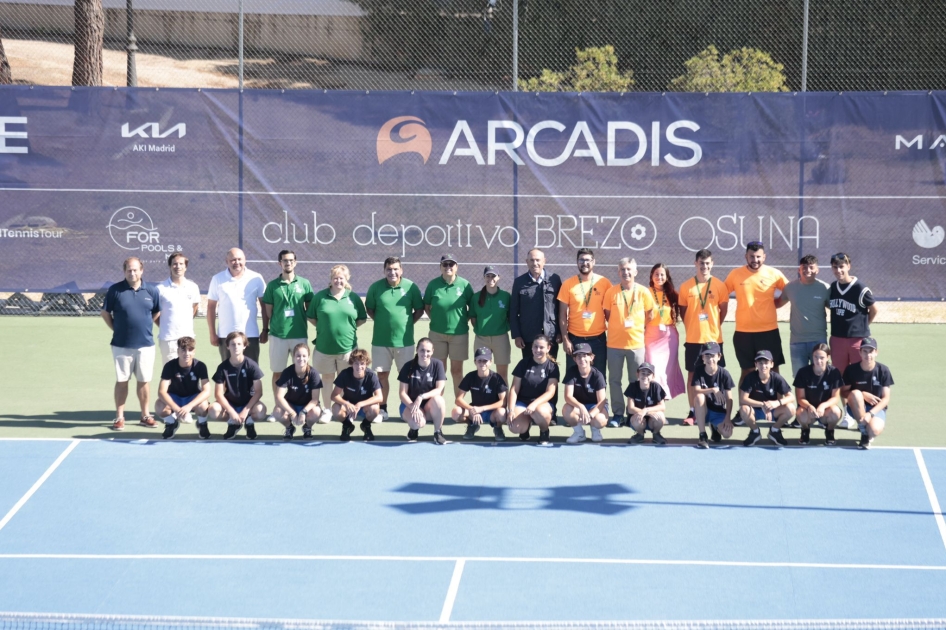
[207,248,268,362]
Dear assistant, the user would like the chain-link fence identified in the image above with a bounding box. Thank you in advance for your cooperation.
[1,0,946,92]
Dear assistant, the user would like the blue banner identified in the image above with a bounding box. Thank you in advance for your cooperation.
[1,87,944,298]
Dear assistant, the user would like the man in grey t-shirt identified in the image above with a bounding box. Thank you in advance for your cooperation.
[776,254,830,377]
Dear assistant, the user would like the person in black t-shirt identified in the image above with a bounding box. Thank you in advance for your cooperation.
[157,336,211,440]
[508,335,560,446]
[793,342,843,446]
[738,349,795,447]
[841,337,893,450]
[452,347,508,442]
[691,341,736,448]
[625,362,669,445]
[331,348,383,441]
[209,331,268,440]
[399,338,449,444]
[274,343,324,440]
[562,343,608,444]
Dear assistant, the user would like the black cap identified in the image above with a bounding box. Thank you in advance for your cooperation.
[474,347,493,360]
[440,254,457,264]
[573,343,593,356]
[701,341,721,355]
[861,337,878,350]
[483,265,498,276]
[637,361,655,373]
[754,350,774,363]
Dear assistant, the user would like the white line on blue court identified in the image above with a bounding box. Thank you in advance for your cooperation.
[914,448,946,553]
[0,439,80,534]
[2,553,945,572]
[439,559,466,623]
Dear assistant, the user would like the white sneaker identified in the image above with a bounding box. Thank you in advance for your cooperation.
[838,416,856,430]
[319,409,333,424]
[590,426,603,442]
[182,413,195,424]
[379,408,389,422]
[265,414,277,423]
[566,425,587,444]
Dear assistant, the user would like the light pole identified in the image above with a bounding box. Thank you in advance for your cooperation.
[126,0,138,87]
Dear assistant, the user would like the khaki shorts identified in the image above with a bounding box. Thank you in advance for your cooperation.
[473,334,511,365]
[158,339,180,367]
[112,345,156,383]
[313,348,352,374]
[269,336,309,373]
[429,330,470,362]
[372,345,415,373]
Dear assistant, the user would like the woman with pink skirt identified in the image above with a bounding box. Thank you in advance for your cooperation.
[644,263,686,400]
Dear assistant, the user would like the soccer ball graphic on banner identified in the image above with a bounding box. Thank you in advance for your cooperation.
[912,220,945,249]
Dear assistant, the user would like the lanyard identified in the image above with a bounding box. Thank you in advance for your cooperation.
[281,279,295,306]
[652,288,667,319]
[695,276,712,310]
[577,274,596,309]
[621,285,637,318]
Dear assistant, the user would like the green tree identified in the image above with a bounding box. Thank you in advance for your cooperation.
[669,45,788,92]
[519,45,634,92]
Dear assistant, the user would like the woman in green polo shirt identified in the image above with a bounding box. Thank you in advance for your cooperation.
[424,254,474,399]
[470,265,511,382]
[307,264,368,416]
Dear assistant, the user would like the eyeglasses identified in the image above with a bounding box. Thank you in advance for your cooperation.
[577,258,594,264]
[280,259,296,264]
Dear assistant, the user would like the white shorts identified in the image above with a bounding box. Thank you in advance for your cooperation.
[112,345,156,383]
[269,337,309,373]
[312,349,352,374]
[158,339,180,367]
[372,345,415,373]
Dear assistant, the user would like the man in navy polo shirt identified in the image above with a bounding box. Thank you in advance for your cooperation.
[101,257,161,431]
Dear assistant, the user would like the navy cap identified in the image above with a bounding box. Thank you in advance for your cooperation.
[483,265,498,276]
[474,347,493,360]
[701,341,721,355]
[440,254,457,264]
[861,337,878,350]
[637,362,655,373]
[754,350,774,362]
[573,343,593,356]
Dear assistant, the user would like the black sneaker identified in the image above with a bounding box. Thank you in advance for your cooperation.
[198,422,211,440]
[245,423,257,440]
[768,429,787,447]
[302,426,312,439]
[732,416,746,427]
[406,428,419,442]
[519,428,530,442]
[743,429,761,447]
[223,424,240,440]
[697,432,709,449]
[341,419,356,442]
[788,418,801,429]
[433,431,450,445]
[824,428,836,446]
[628,432,645,445]
[283,424,296,441]
[710,424,722,443]
[493,425,506,442]
[463,423,479,440]
[799,427,810,445]
[537,430,551,446]
[607,415,622,428]
[652,431,667,445]
[858,433,872,450]
[162,420,179,440]
[361,420,375,442]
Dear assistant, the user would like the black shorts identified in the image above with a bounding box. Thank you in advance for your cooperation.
[733,329,785,369]
[684,342,726,372]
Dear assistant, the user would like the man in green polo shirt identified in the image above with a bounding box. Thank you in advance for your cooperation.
[424,253,474,398]
[261,250,314,421]
[366,256,425,421]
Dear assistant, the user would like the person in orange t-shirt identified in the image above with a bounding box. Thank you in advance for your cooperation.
[602,257,654,427]
[678,248,729,424]
[557,248,611,378]
[723,241,788,384]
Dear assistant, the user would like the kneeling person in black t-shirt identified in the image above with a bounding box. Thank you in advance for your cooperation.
[562,343,608,444]
[274,343,324,440]
[739,350,795,447]
[508,335,560,446]
[399,338,449,444]
[841,337,893,450]
[625,362,669,445]
[691,341,735,448]
[793,342,843,446]
[209,331,268,440]
[157,336,212,439]
[331,348,383,441]
[452,347,508,442]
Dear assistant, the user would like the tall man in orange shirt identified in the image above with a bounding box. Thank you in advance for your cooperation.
[678,249,728,424]
[724,241,788,385]
[558,248,612,378]
[603,257,654,427]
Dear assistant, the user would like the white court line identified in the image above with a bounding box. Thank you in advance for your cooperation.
[1,552,945,572]
[439,558,466,623]
[0,440,80,534]
[0,187,944,200]
[914,448,946,554]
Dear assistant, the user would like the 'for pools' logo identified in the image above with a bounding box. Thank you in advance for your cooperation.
[377,116,431,164]
[107,206,179,253]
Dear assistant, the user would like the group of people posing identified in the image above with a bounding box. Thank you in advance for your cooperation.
[101,242,892,448]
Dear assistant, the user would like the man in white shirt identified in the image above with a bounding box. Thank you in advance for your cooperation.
[207,248,268,362]
[156,252,201,366]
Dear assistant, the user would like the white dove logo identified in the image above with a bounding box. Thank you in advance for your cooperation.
[913,220,945,249]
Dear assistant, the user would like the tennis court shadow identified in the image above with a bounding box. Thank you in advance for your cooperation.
[389,482,636,515]
[0,411,119,429]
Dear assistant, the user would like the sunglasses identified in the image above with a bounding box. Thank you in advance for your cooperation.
[441,262,457,267]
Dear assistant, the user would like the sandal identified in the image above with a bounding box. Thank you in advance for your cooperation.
[112,417,126,431]
[139,415,157,428]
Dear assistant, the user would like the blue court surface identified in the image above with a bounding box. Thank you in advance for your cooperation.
[2,437,946,628]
